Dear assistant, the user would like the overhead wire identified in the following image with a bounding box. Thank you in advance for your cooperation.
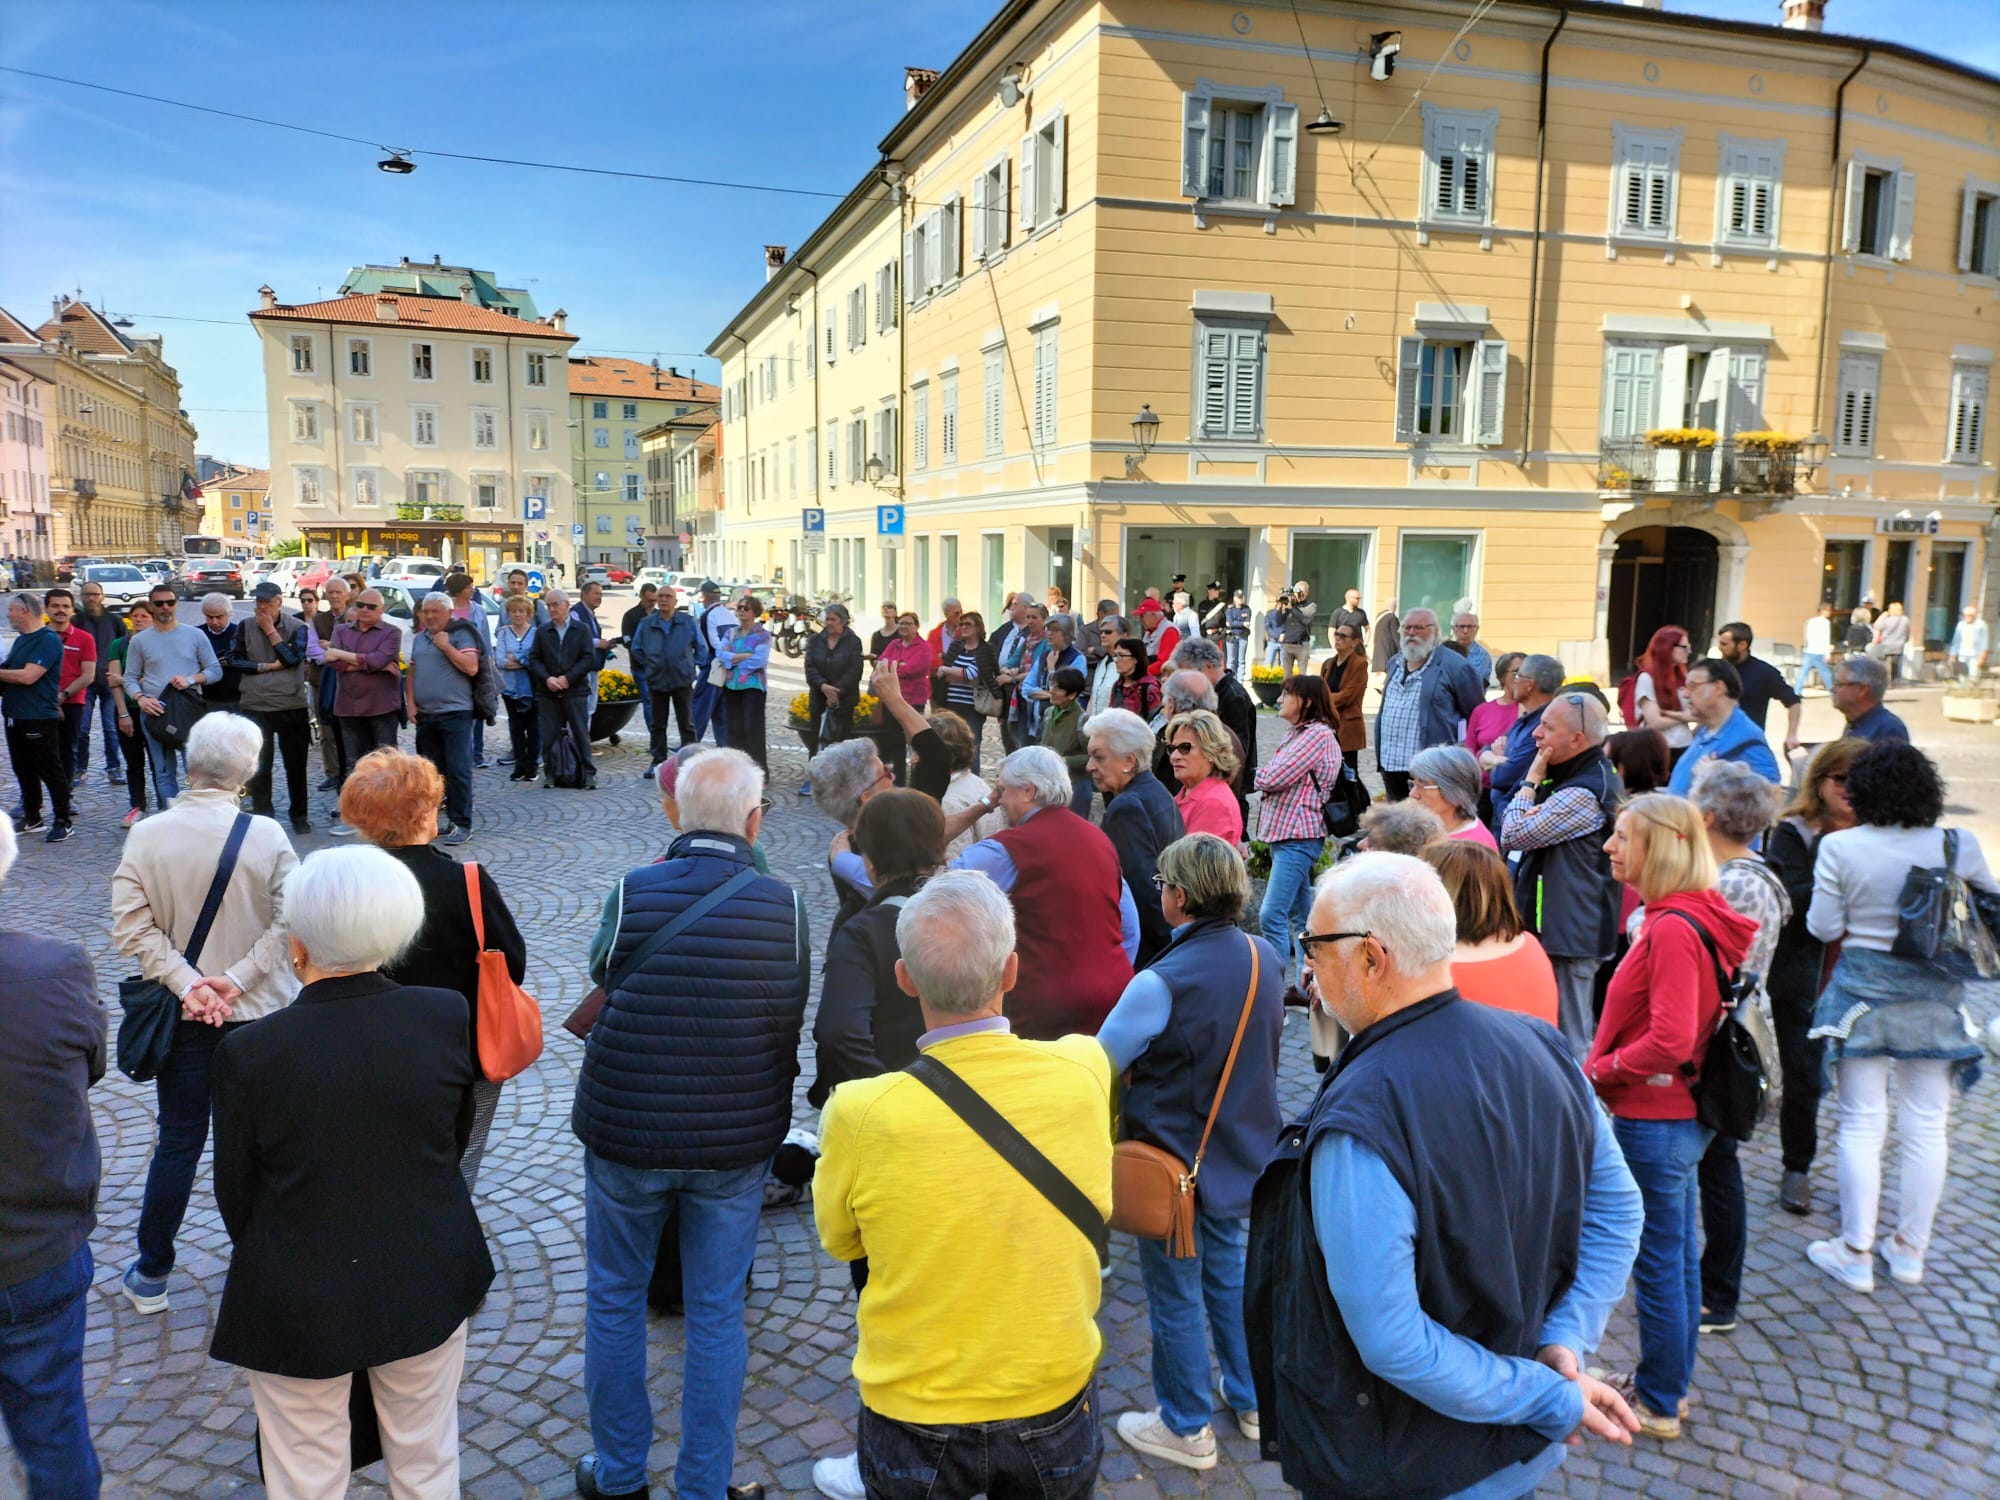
[1357,0,1505,168]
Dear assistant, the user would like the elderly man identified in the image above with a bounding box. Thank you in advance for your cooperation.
[405,592,485,843]
[1832,653,1908,743]
[1667,657,1781,797]
[530,587,598,790]
[197,593,244,717]
[1375,608,1486,802]
[993,601,1048,750]
[576,749,807,1500]
[691,579,733,747]
[73,579,124,783]
[576,579,612,711]
[1714,621,1801,752]
[124,584,223,805]
[814,871,1113,1500]
[925,596,963,662]
[233,581,313,835]
[957,746,1138,1037]
[1,593,76,840]
[631,586,699,771]
[1482,652,1562,819]
[324,587,402,799]
[311,576,352,785]
[0,818,106,1496]
[1088,709,1187,968]
[1500,693,1625,1056]
[1134,598,1180,680]
[1449,609,1493,687]
[1249,853,1643,1499]
[1950,603,1989,681]
[1869,600,1911,682]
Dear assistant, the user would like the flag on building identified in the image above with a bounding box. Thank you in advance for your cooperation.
[180,470,203,503]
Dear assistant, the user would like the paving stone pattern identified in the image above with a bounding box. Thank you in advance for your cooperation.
[2,675,1996,1499]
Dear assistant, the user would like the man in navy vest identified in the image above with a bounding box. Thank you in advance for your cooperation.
[1248,852,1644,1499]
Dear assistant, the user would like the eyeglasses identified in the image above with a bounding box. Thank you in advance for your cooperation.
[355,602,382,611]
[1150,873,1179,890]
[1411,779,1440,794]
[1168,741,1200,756]
[148,598,176,608]
[758,796,774,815]
[1298,930,1374,956]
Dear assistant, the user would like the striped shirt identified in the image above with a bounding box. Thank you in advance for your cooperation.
[1253,721,1342,844]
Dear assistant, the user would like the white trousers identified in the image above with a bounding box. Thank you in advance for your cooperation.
[1834,1056,1952,1256]
[247,1320,469,1500]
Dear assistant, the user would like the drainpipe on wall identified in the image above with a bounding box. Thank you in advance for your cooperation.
[1814,46,1873,462]
[728,331,750,578]
[1517,6,1567,470]
[790,259,821,591]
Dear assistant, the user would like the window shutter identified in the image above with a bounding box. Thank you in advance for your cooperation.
[1953,367,1989,461]
[1198,329,1230,437]
[1725,350,1766,436]
[826,309,837,364]
[1020,134,1038,232]
[904,230,919,305]
[1471,339,1508,445]
[925,209,943,290]
[1620,150,1646,230]
[876,267,888,333]
[1182,92,1210,198]
[1394,336,1423,442]
[972,170,988,261]
[1230,329,1261,437]
[998,156,1012,249]
[1959,186,1980,272]
[1267,102,1298,207]
[1841,160,1865,252]
[1463,120,1488,216]
[943,195,962,281]
[1048,114,1066,215]
[1890,170,1918,261]
[986,354,1004,453]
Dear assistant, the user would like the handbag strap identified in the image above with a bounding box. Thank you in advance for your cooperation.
[184,813,252,971]
[906,1053,1109,1269]
[464,862,486,951]
[1664,910,1739,1079]
[603,867,759,999]
[1191,934,1262,1179]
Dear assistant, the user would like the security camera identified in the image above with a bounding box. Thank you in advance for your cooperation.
[1369,31,1402,82]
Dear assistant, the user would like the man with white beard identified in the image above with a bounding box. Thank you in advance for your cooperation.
[1372,607,1485,802]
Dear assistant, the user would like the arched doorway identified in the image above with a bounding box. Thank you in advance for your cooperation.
[1606,526,1720,678]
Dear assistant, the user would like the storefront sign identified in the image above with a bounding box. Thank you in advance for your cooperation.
[1876,515,1940,535]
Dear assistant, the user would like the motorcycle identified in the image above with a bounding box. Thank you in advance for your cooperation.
[778,600,812,658]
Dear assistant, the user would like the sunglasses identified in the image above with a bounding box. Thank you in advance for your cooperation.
[355,602,382,611]
[148,598,177,607]
[1168,741,1200,755]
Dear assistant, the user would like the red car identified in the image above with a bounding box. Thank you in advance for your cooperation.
[583,564,634,586]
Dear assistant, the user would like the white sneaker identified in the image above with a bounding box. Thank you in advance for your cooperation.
[1879,1234,1925,1285]
[1115,1409,1218,1471]
[811,1452,863,1500]
[1217,1378,1259,1442]
[1807,1238,1876,1294]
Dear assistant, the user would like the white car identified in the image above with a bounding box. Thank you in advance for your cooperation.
[634,566,672,592]
[260,556,315,597]
[78,562,154,610]
[376,556,451,590]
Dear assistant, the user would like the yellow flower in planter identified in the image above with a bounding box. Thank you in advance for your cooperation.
[1643,427,1718,450]
[789,691,813,724]
[597,668,639,703]
[1250,664,1286,684]
[1733,430,1801,453]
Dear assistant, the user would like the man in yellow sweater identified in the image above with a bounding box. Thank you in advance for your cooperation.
[813,868,1113,1498]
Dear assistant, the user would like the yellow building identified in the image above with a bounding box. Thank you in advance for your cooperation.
[709,0,1998,672]
[201,467,273,553]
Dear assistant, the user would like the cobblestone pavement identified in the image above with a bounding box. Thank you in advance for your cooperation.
[2,662,1996,1499]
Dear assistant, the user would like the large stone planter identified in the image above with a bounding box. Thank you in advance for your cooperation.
[1252,679,1283,708]
[589,698,640,743]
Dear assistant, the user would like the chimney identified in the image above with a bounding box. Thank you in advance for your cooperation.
[764,245,788,281]
[258,285,277,311]
[375,295,399,322]
[905,66,941,112]
[433,253,442,267]
[549,308,568,333]
[400,256,412,266]
[1781,0,1825,29]
[459,281,476,304]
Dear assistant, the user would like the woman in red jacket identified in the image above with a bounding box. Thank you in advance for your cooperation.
[1586,793,1756,1442]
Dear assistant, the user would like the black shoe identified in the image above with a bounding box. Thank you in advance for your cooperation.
[317,775,340,792]
[727,1487,764,1500]
[291,817,314,835]
[574,1454,649,1500]
[45,821,74,844]
[1779,1170,1812,1216]
[13,816,45,834]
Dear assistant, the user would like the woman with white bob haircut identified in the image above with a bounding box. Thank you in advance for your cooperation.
[208,845,495,1500]
[110,712,299,1318]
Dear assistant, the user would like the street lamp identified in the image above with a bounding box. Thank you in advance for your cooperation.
[1126,404,1160,476]
[377,150,416,175]
[1800,431,1830,485]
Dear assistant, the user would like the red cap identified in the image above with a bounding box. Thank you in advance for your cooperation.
[1136,599,1163,617]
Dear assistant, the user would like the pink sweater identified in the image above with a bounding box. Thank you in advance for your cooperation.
[1175,776,1243,845]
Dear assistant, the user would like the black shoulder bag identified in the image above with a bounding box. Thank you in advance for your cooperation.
[117,812,252,1081]
[1665,911,1768,1143]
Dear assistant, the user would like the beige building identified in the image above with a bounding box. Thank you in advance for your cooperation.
[639,403,722,568]
[0,299,198,562]
[200,466,273,553]
[709,0,1998,673]
[570,358,718,569]
[249,282,579,583]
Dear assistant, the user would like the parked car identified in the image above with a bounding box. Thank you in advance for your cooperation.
[259,556,314,596]
[375,555,451,590]
[138,558,177,586]
[78,562,155,611]
[634,566,671,591]
[175,558,246,599]
[581,563,634,587]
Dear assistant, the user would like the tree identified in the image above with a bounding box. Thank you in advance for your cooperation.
[267,537,304,558]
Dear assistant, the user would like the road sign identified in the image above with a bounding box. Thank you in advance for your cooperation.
[877,504,904,550]
[525,494,548,521]
[536,529,550,543]
[803,508,826,533]
[525,568,546,592]
[245,510,260,530]
[804,533,826,555]
[571,523,585,542]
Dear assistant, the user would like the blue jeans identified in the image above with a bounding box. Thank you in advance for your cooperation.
[1794,652,1832,691]
[583,1151,768,1499]
[1137,1213,1253,1436]
[1613,1115,1711,1417]
[1225,638,1247,678]
[414,709,475,828]
[858,1377,1100,1500]
[1259,837,1323,982]
[137,1018,244,1279]
[77,683,120,776]
[636,670,653,730]
[0,1242,99,1500]
[139,713,185,804]
[690,675,725,746]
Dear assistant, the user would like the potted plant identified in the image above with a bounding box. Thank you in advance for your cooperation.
[1250,663,1286,708]
[589,668,642,743]
[1943,674,1999,723]
[1643,427,1718,451]
[790,691,883,748]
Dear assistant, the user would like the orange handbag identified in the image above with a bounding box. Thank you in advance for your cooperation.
[465,863,544,1082]
[1110,934,1260,1258]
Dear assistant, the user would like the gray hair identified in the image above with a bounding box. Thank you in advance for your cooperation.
[996,746,1072,808]
[1084,707,1155,766]
[1157,833,1249,921]
[282,846,425,974]
[824,602,851,625]
[5,591,41,619]
[811,739,884,829]
[200,591,233,614]
[940,596,961,612]
[1838,653,1887,701]
[420,590,451,613]
[1359,800,1446,854]
[1517,654,1564,694]
[1546,689,1609,746]
[185,712,265,790]
[1312,851,1458,969]
[1163,669,1216,714]
[1409,746,1483,821]
[1012,591,1037,609]
[1098,614,1128,637]
[896,869,1015,1016]
[1044,613,1073,642]
[1172,636,1223,672]
[1691,759,1783,844]
[676,747,763,835]
[543,586,570,606]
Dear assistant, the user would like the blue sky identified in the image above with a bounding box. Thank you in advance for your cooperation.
[4,0,1994,467]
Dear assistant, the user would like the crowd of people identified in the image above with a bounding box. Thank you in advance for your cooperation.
[2,567,1993,1500]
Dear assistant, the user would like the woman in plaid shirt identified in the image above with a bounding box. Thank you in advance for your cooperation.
[1254,675,1343,1001]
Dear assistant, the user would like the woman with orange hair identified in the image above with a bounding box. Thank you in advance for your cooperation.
[338,748,527,1188]
[1630,626,1695,758]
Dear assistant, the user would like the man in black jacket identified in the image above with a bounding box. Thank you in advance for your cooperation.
[529,588,597,790]
[1086,708,1187,966]
[1172,637,1257,824]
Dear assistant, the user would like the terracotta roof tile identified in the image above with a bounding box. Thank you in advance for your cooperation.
[249,293,576,342]
[0,306,42,345]
[568,355,718,401]
[210,468,271,488]
[36,300,133,356]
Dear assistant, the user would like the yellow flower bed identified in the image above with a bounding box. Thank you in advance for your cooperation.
[1733,430,1800,452]
[1250,664,1287,683]
[790,691,881,724]
[597,668,640,703]
[1644,427,1718,450]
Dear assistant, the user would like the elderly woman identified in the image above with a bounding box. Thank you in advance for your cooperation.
[810,790,946,1109]
[1587,794,1757,1439]
[938,610,996,773]
[109,713,298,1315]
[803,602,864,771]
[719,593,772,773]
[1087,708,1188,968]
[338,748,528,1190]
[1685,760,1788,1337]
[1099,835,1283,1469]
[1086,615,1128,719]
[496,593,541,781]
[925,708,997,860]
[1421,839,1558,1025]
[1020,614,1082,737]
[1166,709,1242,846]
[209,846,494,1499]
[1408,746,1498,848]
[1254,675,1342,1000]
[1805,742,1996,1295]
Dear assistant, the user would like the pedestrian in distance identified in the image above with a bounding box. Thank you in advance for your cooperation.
[801,602,864,779]
[495,594,542,781]
[109,713,299,1316]
[197,593,243,717]
[718,594,773,775]
[1,591,77,841]
[630,584,700,774]
[1831,653,1909,744]
[1797,602,1838,692]
[1252,674,1341,1001]
[937,609,996,775]
[106,600,163,828]
[232,581,314,835]
[405,592,485,845]
[44,587,97,793]
[528,587,598,791]
[1374,608,1486,803]
[1713,621,1802,753]
[208,845,495,1500]
[73,578,124,784]
[324,589,403,819]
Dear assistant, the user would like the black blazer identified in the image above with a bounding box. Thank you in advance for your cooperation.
[809,874,927,1109]
[379,845,527,1060]
[1100,769,1187,967]
[528,615,595,698]
[209,972,495,1378]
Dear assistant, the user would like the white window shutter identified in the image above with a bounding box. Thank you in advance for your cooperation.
[925,209,943,290]
[1464,121,1488,216]
[944,195,962,280]
[1959,187,1979,272]
[1267,102,1298,207]
[1471,340,1508,445]
[1394,336,1423,442]
[1725,350,1766,435]
[1020,134,1038,233]
[875,268,887,333]
[971,171,988,261]
[1841,160,1865,252]
[1230,329,1261,437]
[1048,114,1066,215]
[1890,170,1918,261]
[903,230,918,305]
[1182,92,1210,198]
[999,156,1012,248]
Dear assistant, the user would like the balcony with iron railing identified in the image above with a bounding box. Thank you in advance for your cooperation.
[1597,436,1802,501]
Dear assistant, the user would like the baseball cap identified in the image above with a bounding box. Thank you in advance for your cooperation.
[252,581,283,601]
[699,579,720,595]
[1136,598,1163,618]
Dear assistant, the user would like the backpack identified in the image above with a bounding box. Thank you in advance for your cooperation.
[448,618,500,724]
[545,720,588,788]
[1665,912,1770,1142]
